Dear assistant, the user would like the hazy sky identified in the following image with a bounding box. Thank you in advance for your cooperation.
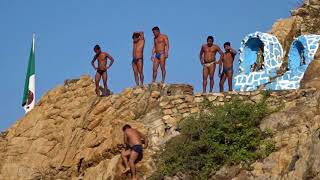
[0,0,297,130]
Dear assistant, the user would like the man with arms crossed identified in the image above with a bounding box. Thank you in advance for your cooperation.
[132,32,145,86]
[121,124,148,180]
[91,45,115,96]
[151,26,170,83]
[200,36,224,93]
[219,42,237,92]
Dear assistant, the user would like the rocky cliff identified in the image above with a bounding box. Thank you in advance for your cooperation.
[1,1,320,179]
[270,0,320,71]
[1,73,320,179]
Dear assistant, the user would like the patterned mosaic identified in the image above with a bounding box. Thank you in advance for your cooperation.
[234,32,283,91]
[266,35,320,90]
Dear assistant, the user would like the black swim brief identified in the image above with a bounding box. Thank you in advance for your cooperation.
[222,66,233,75]
[132,58,143,64]
[97,69,106,75]
[131,145,143,161]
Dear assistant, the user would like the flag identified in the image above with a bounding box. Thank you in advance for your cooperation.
[22,34,36,113]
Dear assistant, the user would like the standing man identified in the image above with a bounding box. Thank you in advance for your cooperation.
[121,124,148,180]
[132,32,145,86]
[91,45,114,96]
[200,36,224,93]
[151,26,170,84]
[219,42,237,92]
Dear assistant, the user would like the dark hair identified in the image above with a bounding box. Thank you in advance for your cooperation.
[152,26,160,31]
[122,124,131,131]
[207,36,214,41]
[94,44,100,50]
[132,33,140,39]
[224,42,231,47]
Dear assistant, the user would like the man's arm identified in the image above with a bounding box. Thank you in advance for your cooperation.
[139,32,144,41]
[199,45,204,65]
[139,132,148,148]
[123,133,128,146]
[219,57,223,76]
[106,53,114,68]
[230,47,237,56]
[164,35,169,58]
[91,56,97,70]
[151,42,156,61]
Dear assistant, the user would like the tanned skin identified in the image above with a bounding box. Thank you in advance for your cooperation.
[91,46,114,96]
[132,32,145,86]
[151,28,169,83]
[121,126,148,180]
[200,37,224,93]
[219,43,237,92]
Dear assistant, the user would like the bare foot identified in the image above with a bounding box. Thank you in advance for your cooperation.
[122,167,130,174]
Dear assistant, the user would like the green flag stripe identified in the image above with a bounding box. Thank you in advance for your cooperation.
[22,39,35,106]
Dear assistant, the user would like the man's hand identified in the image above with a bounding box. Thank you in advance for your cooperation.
[151,56,155,62]
[165,52,169,59]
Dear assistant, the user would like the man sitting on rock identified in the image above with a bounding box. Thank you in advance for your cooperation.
[121,124,148,180]
[91,45,114,96]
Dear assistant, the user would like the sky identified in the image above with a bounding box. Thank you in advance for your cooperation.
[0,0,298,130]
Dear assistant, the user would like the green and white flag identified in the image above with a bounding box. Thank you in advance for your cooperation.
[22,34,36,113]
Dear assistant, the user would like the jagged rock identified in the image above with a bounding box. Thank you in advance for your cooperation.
[2,72,320,180]
[300,59,320,89]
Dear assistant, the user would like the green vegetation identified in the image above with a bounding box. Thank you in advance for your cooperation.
[150,97,276,180]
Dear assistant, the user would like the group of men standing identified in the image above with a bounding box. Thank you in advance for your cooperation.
[91,26,236,97]
[90,27,238,180]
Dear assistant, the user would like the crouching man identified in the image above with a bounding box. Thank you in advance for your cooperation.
[121,124,148,180]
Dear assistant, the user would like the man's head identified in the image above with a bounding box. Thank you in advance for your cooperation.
[152,26,160,38]
[207,36,214,47]
[224,42,231,50]
[94,44,101,54]
[132,33,140,43]
[122,124,132,132]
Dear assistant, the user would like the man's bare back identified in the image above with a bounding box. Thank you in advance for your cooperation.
[124,128,144,147]
[122,124,148,180]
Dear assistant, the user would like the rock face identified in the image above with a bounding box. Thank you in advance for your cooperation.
[1,74,320,179]
[301,58,320,89]
[230,90,320,180]
[270,0,320,70]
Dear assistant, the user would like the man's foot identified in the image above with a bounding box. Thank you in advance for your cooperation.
[122,167,130,174]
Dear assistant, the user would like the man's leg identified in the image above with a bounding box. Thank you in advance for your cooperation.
[202,66,209,93]
[121,150,131,173]
[132,62,139,86]
[137,60,144,85]
[209,64,216,93]
[102,71,108,96]
[227,71,233,91]
[219,73,227,93]
[159,56,166,83]
[152,59,160,83]
[129,150,139,180]
[95,72,101,96]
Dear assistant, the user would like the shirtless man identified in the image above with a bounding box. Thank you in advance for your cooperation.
[121,124,148,180]
[200,36,224,93]
[91,45,114,96]
[151,26,169,83]
[132,32,145,86]
[219,42,237,92]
